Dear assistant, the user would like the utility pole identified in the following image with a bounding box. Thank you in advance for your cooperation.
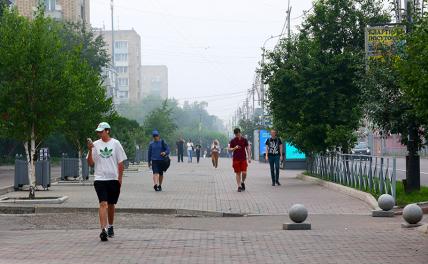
[111,0,115,67]
[287,0,292,40]
[403,0,421,192]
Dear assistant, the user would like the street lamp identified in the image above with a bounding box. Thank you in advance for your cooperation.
[260,34,282,128]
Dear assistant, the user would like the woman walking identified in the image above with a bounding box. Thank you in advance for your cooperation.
[195,143,202,163]
[211,140,220,168]
[148,130,170,191]
[187,139,194,163]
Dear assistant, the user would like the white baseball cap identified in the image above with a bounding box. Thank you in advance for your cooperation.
[95,122,111,132]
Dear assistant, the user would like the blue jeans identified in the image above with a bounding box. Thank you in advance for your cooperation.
[268,155,280,184]
[187,150,193,162]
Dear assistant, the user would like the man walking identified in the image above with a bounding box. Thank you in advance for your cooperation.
[148,130,170,192]
[87,122,127,242]
[265,129,283,186]
[195,143,202,163]
[176,137,185,163]
[229,128,251,192]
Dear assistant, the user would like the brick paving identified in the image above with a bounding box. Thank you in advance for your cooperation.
[0,158,427,263]
[1,158,370,215]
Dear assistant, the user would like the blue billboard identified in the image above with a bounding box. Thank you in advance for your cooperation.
[285,143,306,160]
[259,130,270,155]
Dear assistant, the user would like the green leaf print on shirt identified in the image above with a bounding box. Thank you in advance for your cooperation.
[100,147,113,158]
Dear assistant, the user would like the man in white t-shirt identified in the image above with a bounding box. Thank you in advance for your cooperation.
[87,122,127,242]
[186,139,194,163]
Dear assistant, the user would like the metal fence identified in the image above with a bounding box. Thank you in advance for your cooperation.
[61,157,89,180]
[307,154,397,199]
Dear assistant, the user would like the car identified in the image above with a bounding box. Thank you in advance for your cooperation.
[351,142,371,156]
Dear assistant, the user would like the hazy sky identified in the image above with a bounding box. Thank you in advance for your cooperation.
[90,0,314,123]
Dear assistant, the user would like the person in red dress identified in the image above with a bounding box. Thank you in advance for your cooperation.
[228,128,252,192]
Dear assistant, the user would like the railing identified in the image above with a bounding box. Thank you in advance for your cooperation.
[307,154,396,199]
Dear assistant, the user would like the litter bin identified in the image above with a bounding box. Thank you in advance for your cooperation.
[36,160,51,189]
[14,158,29,191]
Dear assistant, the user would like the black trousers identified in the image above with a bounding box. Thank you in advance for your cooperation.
[177,150,184,162]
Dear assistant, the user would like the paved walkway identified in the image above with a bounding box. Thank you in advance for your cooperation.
[1,158,370,215]
[0,158,426,263]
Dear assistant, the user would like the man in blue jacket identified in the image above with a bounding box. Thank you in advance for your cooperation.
[148,130,170,191]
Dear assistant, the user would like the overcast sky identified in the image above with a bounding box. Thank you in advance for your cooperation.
[90,0,314,123]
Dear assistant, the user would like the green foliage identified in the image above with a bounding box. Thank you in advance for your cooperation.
[108,115,143,160]
[0,9,74,145]
[397,15,428,130]
[263,0,389,155]
[142,101,177,146]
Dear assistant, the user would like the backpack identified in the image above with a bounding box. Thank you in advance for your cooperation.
[160,140,171,172]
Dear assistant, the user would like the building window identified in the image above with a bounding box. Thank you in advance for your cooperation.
[118,91,129,99]
[115,66,128,73]
[43,0,56,11]
[118,78,128,86]
[115,53,128,62]
[115,41,128,49]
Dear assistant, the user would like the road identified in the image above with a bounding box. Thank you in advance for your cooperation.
[393,157,428,186]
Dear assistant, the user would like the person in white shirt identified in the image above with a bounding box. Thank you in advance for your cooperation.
[187,139,194,163]
[87,122,127,242]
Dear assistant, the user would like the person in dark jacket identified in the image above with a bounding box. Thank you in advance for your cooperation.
[148,130,170,191]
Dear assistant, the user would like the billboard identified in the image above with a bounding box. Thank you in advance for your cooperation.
[259,129,270,155]
[365,25,405,59]
[285,143,306,160]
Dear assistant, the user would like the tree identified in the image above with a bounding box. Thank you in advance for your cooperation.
[263,0,389,155]
[0,9,90,197]
[142,101,177,144]
[0,0,11,17]
[58,22,113,176]
[108,115,143,161]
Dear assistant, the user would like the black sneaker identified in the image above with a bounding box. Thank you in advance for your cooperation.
[276,181,281,186]
[272,183,275,186]
[158,185,162,191]
[107,226,114,238]
[237,186,242,192]
[154,184,158,191]
[241,182,245,191]
[100,229,108,242]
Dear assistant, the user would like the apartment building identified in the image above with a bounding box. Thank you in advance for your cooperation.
[141,65,168,100]
[100,29,142,104]
[12,0,90,23]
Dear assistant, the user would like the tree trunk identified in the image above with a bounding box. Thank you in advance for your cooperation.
[24,124,36,198]
[77,141,83,180]
[405,123,420,192]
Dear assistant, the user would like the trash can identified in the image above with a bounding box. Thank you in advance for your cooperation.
[14,158,29,191]
[36,160,50,189]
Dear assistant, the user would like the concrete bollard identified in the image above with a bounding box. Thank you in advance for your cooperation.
[372,194,395,217]
[401,204,424,228]
[283,204,311,230]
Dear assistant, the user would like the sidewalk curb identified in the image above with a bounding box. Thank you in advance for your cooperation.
[296,174,380,210]
[0,206,244,217]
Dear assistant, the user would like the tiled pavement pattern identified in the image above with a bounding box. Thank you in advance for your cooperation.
[0,213,427,264]
[1,158,369,215]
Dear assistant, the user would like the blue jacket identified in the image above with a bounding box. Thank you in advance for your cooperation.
[148,139,170,161]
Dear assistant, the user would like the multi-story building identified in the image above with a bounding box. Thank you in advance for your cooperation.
[100,29,142,104]
[141,65,168,100]
[12,0,90,23]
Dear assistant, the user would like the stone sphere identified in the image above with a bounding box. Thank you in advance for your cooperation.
[289,204,308,223]
[378,194,395,211]
[403,204,423,225]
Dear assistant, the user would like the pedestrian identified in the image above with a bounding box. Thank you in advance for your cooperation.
[187,139,194,163]
[203,149,207,159]
[265,129,283,186]
[227,143,232,158]
[176,137,185,163]
[195,143,202,163]
[211,140,220,168]
[228,128,251,192]
[148,130,170,192]
[87,122,127,242]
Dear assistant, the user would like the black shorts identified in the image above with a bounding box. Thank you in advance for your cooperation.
[94,180,121,204]
[151,160,164,175]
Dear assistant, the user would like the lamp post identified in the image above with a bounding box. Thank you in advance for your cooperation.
[260,34,281,128]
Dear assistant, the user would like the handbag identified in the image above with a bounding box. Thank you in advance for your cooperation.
[161,140,171,172]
